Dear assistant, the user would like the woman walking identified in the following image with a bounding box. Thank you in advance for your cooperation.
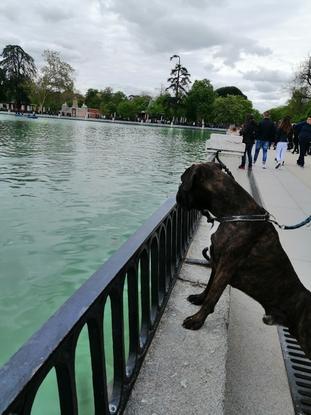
[275,116,293,169]
[238,114,257,170]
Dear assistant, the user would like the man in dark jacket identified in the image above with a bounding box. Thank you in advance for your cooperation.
[239,114,258,170]
[253,111,276,168]
[295,114,311,167]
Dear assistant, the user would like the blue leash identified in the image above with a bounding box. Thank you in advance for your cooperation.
[269,214,311,230]
[212,151,311,230]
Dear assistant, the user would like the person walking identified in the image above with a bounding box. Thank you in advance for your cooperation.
[238,114,257,170]
[295,114,311,167]
[227,124,240,135]
[253,111,276,168]
[275,116,293,169]
[292,123,300,154]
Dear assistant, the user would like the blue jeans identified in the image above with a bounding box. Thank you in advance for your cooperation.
[254,140,269,163]
[241,143,254,167]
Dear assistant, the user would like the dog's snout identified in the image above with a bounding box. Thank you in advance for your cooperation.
[176,185,193,210]
[176,191,183,208]
[176,185,183,205]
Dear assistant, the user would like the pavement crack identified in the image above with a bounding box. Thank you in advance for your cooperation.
[177,276,207,288]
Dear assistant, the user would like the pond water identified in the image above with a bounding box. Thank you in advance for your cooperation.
[0,114,210,412]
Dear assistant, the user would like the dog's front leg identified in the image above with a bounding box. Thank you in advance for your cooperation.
[188,269,215,305]
[183,261,234,330]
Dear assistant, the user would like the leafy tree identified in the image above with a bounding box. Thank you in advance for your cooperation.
[148,92,173,120]
[185,79,215,123]
[0,45,37,109]
[116,95,151,120]
[85,88,101,108]
[36,50,75,112]
[113,91,127,105]
[212,95,253,125]
[215,86,247,99]
[0,68,7,102]
[293,55,311,99]
[268,106,288,122]
[99,87,113,116]
[287,88,311,121]
[131,95,151,113]
[269,54,311,122]
[269,88,310,123]
[111,91,127,116]
[101,87,113,104]
[166,55,191,103]
[251,108,262,122]
[148,100,164,119]
[99,90,127,117]
[117,99,136,120]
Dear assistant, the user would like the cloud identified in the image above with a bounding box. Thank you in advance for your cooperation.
[253,82,276,93]
[100,0,272,66]
[34,5,73,22]
[0,0,310,112]
[204,62,219,73]
[242,68,291,84]
[238,67,291,109]
[213,42,271,66]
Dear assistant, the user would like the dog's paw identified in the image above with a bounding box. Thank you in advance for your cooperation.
[187,294,204,305]
[262,314,276,325]
[182,315,204,330]
[262,313,286,326]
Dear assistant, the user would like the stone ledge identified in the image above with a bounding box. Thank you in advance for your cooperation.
[125,218,230,415]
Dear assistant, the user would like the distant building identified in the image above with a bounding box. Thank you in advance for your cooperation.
[0,102,35,112]
[0,103,9,111]
[60,98,101,119]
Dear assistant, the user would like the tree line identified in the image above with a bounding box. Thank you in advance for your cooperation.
[2,44,309,126]
[80,56,260,126]
[0,45,76,115]
[0,45,258,126]
[269,56,311,123]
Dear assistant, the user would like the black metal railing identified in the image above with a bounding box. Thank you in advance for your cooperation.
[0,197,200,415]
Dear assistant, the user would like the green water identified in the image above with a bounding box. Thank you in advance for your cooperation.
[0,114,209,412]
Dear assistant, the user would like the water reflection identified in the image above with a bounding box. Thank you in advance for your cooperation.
[0,114,209,367]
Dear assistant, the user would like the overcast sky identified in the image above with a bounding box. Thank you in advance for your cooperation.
[0,0,310,111]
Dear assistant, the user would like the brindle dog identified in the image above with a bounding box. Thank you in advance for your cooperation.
[176,162,311,359]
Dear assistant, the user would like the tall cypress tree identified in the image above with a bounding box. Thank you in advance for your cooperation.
[166,55,191,103]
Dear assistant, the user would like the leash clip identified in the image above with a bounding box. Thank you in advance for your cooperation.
[201,210,215,228]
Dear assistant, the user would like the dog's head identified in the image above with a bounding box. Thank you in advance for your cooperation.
[176,162,224,211]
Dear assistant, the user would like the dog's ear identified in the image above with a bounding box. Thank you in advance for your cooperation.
[181,164,198,191]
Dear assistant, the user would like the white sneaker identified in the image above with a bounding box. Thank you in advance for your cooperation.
[262,163,267,169]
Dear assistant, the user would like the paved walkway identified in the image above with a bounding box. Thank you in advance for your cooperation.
[125,218,230,415]
[223,150,308,415]
[126,147,311,415]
